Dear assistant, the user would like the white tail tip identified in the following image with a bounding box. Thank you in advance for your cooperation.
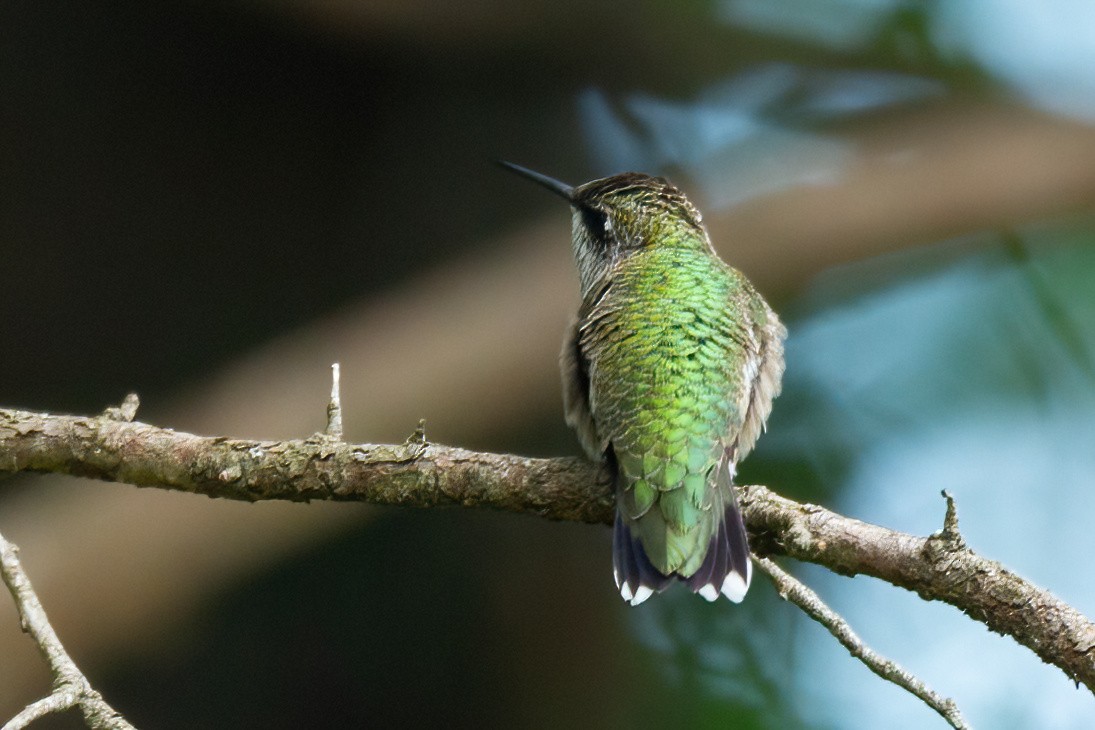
[697,584,720,602]
[629,585,654,606]
[720,570,750,603]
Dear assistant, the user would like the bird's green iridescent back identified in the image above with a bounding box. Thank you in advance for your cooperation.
[498,162,782,603]
[580,243,758,577]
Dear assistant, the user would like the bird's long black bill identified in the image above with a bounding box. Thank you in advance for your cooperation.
[496,160,574,200]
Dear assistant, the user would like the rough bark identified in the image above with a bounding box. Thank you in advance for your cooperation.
[2,406,1093,694]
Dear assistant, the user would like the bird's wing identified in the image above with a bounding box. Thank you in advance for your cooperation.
[559,279,613,460]
[732,291,786,462]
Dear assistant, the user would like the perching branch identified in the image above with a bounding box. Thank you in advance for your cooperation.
[0,530,135,730]
[1,401,1094,699]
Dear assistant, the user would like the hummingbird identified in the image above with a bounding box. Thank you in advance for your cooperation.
[501,161,786,606]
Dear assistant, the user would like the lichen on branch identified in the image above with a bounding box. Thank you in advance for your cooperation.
[1,405,1094,696]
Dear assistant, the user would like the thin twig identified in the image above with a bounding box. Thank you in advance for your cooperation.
[325,363,343,441]
[101,394,139,424]
[755,556,970,729]
[0,529,136,730]
[3,690,80,730]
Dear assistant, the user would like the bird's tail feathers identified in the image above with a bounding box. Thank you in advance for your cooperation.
[613,453,752,606]
[612,512,672,606]
[684,482,752,603]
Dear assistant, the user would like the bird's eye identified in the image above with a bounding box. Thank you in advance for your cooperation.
[581,206,609,241]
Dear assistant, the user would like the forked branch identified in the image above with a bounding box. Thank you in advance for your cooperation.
[1,400,1093,708]
[0,530,135,730]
